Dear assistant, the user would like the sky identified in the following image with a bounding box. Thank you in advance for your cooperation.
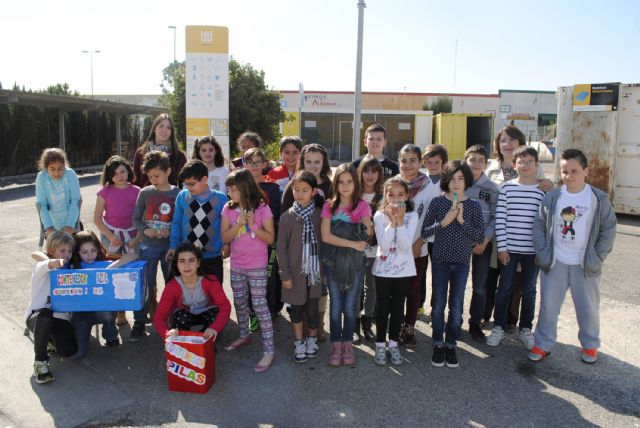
[2,0,639,96]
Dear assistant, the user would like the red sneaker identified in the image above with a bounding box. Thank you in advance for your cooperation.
[527,346,550,362]
[580,348,598,364]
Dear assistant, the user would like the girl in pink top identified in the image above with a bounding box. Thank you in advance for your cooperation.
[94,156,141,255]
[220,169,276,372]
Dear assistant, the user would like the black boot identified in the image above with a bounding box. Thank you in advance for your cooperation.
[361,316,375,341]
[354,317,362,344]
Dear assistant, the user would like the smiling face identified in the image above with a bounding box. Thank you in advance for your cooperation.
[198,142,216,166]
[78,241,98,264]
[425,156,444,176]
[337,171,356,201]
[499,132,521,163]
[448,170,467,195]
[53,243,73,263]
[514,154,538,180]
[154,119,172,145]
[292,180,315,207]
[46,161,65,181]
[111,165,129,186]
[281,143,301,171]
[245,154,266,181]
[560,158,589,192]
[465,153,487,180]
[364,131,386,158]
[303,151,324,179]
[176,250,200,280]
[239,138,257,154]
[399,150,421,180]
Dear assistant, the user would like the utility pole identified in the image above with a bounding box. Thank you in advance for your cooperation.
[81,50,101,98]
[168,26,177,62]
[352,0,366,162]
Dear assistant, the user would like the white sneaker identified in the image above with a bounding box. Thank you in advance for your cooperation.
[294,340,307,363]
[519,328,535,350]
[486,326,504,347]
[305,337,319,358]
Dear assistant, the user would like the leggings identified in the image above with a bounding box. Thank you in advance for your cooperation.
[231,267,274,354]
[27,309,77,362]
[290,297,319,328]
[375,276,410,343]
[172,307,220,332]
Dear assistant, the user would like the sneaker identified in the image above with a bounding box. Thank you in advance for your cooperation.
[519,328,535,350]
[431,345,445,367]
[403,324,417,347]
[34,360,54,384]
[424,313,432,325]
[445,346,459,368]
[294,340,307,363]
[328,342,342,367]
[341,341,355,366]
[469,323,485,341]
[128,324,147,342]
[105,338,120,348]
[528,346,550,362]
[486,326,504,347]
[305,337,319,358]
[389,346,403,366]
[374,345,387,366]
[361,317,375,341]
[580,348,598,364]
[249,313,260,332]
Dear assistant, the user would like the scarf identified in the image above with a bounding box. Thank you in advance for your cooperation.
[406,172,429,200]
[149,142,170,153]
[293,201,320,287]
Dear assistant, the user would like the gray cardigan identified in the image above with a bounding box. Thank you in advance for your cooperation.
[276,207,324,305]
[532,185,617,277]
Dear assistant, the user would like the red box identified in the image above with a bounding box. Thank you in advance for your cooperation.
[165,331,215,394]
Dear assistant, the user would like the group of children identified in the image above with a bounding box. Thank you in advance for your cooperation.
[27,115,617,385]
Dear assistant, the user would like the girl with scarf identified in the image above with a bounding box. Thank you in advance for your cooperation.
[277,171,324,363]
[398,144,436,347]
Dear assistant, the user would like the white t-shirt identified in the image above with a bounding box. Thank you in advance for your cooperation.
[208,166,229,194]
[554,184,593,265]
[372,210,419,278]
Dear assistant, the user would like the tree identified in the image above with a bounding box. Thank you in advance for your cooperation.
[159,58,285,156]
[159,61,186,147]
[39,83,80,97]
[423,96,453,115]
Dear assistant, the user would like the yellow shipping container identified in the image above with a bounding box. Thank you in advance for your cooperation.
[432,113,494,160]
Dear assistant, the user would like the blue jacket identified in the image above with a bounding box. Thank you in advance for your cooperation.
[532,185,617,277]
[35,167,81,230]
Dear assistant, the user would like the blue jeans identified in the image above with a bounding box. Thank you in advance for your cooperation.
[71,312,118,358]
[326,267,364,342]
[469,242,493,325]
[495,252,539,330]
[134,243,169,326]
[431,262,470,347]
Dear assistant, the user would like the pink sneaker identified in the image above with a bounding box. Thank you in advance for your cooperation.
[341,341,355,366]
[328,342,342,367]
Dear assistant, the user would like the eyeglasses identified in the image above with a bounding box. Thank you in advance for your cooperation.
[516,160,535,166]
[183,181,199,187]
[246,160,264,167]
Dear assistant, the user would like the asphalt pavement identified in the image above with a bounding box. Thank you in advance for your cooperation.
[0,168,638,428]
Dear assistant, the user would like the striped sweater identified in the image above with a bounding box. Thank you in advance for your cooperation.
[495,180,545,254]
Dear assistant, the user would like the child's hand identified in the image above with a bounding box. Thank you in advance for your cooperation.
[383,206,395,223]
[282,279,293,289]
[126,239,139,250]
[157,228,170,239]
[412,239,422,258]
[45,227,56,237]
[537,178,554,192]
[498,251,510,266]
[352,241,367,252]
[456,203,465,224]
[222,244,230,259]
[442,208,459,227]
[166,249,175,262]
[203,328,218,341]
[109,235,123,248]
[63,226,75,235]
[473,241,488,255]
[394,206,406,226]
[166,329,179,339]
[246,211,255,228]
[48,259,65,269]
[143,228,157,238]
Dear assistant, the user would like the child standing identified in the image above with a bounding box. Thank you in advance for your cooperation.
[131,151,180,342]
[529,149,617,364]
[35,148,81,238]
[352,123,400,179]
[154,242,231,341]
[25,231,77,384]
[321,164,372,367]
[168,159,228,284]
[267,136,303,192]
[277,171,324,363]
[231,131,271,174]
[421,161,484,368]
[281,143,333,213]
[372,177,418,366]
[463,145,499,340]
[487,146,545,350]
[93,156,140,255]
[357,155,384,341]
[193,136,229,193]
[221,169,276,372]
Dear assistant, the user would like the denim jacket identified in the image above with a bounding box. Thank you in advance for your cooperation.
[532,185,617,277]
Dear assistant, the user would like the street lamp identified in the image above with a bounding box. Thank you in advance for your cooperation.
[81,50,101,98]
[168,26,176,62]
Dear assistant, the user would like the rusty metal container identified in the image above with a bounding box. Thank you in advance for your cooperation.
[556,84,640,215]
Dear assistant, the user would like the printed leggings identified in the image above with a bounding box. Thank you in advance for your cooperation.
[231,267,274,354]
